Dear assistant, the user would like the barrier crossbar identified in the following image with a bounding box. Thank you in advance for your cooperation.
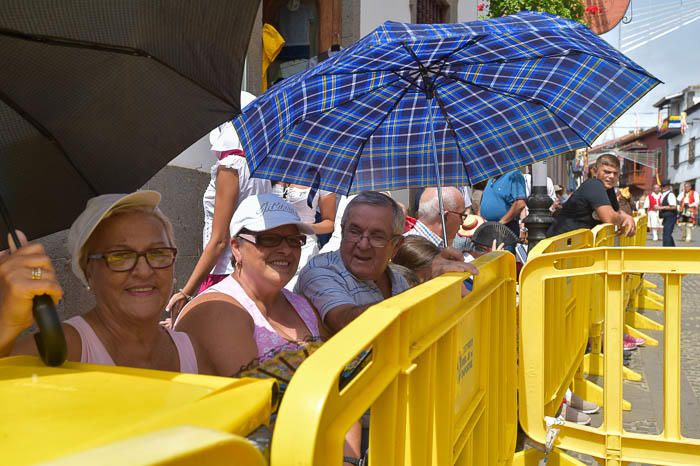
[519,247,700,466]
[271,252,517,466]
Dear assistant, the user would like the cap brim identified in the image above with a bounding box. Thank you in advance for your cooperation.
[243,220,314,236]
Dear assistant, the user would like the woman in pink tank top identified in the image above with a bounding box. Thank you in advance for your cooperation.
[0,192,210,375]
[176,193,324,377]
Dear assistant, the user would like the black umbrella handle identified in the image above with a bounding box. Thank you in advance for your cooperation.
[0,194,67,366]
[32,295,67,366]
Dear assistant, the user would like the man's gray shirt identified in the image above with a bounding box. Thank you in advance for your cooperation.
[295,250,410,321]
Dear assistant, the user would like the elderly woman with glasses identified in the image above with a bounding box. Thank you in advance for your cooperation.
[174,193,362,463]
[0,191,212,374]
[174,193,323,377]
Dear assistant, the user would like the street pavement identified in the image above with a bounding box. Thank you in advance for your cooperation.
[567,226,700,465]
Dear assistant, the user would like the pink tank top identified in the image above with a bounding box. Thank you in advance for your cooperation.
[64,316,198,374]
[202,275,320,359]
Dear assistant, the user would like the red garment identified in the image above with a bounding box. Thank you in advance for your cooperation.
[680,190,697,225]
[647,193,659,210]
[404,215,417,232]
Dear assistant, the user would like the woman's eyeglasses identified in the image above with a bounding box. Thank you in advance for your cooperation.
[238,232,306,248]
[87,247,177,272]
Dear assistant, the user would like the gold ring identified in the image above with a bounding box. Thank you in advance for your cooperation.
[31,267,43,280]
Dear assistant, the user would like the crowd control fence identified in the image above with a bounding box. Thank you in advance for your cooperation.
[519,229,595,418]
[588,224,643,384]
[0,356,277,465]
[271,252,518,466]
[519,247,700,465]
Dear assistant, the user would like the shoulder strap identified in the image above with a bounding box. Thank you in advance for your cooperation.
[165,329,199,374]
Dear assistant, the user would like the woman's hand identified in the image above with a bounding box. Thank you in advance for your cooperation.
[164,291,191,328]
[0,231,63,355]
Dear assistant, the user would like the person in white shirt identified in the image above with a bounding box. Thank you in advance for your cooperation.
[165,93,272,320]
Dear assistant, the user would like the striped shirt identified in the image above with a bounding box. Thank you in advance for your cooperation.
[404,219,443,247]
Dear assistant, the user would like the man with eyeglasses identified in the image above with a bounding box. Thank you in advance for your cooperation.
[296,191,477,333]
[405,187,466,248]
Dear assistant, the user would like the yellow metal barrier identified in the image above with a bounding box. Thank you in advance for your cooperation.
[588,225,643,384]
[526,228,593,258]
[272,252,517,465]
[518,231,594,419]
[520,248,700,465]
[0,356,276,465]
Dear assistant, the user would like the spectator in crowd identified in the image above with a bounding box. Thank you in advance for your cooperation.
[0,192,211,374]
[642,184,662,241]
[392,235,442,284]
[480,170,527,242]
[405,187,466,248]
[174,194,321,377]
[410,186,472,219]
[271,182,337,289]
[296,191,477,334]
[393,235,473,296]
[547,154,636,237]
[657,180,678,247]
[467,222,516,259]
[452,214,486,258]
[469,180,487,216]
[677,181,698,243]
[166,98,271,321]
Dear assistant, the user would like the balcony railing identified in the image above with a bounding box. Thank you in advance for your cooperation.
[658,115,683,139]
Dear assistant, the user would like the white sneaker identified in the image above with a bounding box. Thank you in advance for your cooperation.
[567,392,600,414]
[559,404,591,425]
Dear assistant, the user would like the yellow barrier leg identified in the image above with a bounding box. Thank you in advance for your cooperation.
[624,324,658,347]
[583,353,642,381]
[637,292,665,311]
[642,279,657,290]
[512,448,588,465]
[625,310,664,331]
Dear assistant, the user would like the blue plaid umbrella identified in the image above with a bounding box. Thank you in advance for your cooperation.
[233,11,658,199]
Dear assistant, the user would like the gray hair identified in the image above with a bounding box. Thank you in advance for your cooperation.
[417,187,463,222]
[341,191,405,235]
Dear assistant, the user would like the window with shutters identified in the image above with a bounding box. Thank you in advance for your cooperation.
[417,0,449,23]
[673,144,680,168]
[690,138,696,164]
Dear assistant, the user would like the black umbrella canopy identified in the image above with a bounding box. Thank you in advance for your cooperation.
[0,0,260,240]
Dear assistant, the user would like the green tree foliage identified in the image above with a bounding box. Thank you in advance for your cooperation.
[488,0,585,22]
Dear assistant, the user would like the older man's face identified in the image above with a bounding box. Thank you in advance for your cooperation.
[340,204,398,281]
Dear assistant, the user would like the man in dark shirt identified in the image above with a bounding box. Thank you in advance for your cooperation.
[547,154,636,237]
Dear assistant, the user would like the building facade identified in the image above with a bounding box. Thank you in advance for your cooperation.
[588,127,667,198]
[655,85,700,192]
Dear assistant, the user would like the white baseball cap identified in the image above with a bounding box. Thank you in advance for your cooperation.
[67,191,162,286]
[230,193,314,237]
